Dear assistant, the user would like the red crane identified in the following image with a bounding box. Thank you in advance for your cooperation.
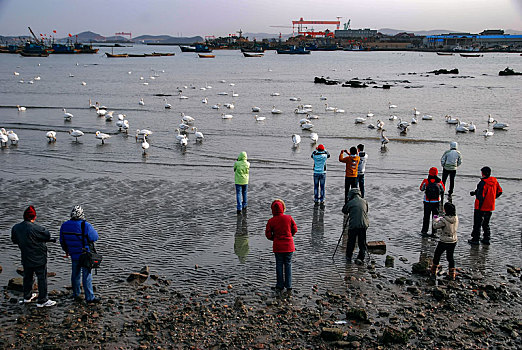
[291,18,340,37]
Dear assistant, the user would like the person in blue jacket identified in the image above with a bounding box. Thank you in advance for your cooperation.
[60,205,100,304]
[311,144,330,206]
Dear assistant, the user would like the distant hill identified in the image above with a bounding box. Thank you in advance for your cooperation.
[133,35,204,44]
[74,31,106,42]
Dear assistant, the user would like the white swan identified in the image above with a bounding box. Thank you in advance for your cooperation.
[271,106,282,114]
[17,105,26,112]
[397,118,411,129]
[303,104,313,109]
[232,91,239,97]
[368,123,376,129]
[334,108,345,113]
[164,99,172,109]
[202,98,208,104]
[413,108,420,116]
[367,110,374,118]
[95,131,111,144]
[320,95,327,100]
[0,133,8,147]
[139,98,145,105]
[388,102,397,109]
[310,132,318,143]
[355,117,366,124]
[487,114,494,124]
[411,116,418,124]
[308,114,319,119]
[389,115,397,121]
[294,107,308,114]
[105,111,114,121]
[89,99,97,109]
[254,115,266,121]
[229,83,235,86]
[325,104,335,112]
[252,106,260,112]
[301,122,314,130]
[380,129,389,147]
[221,113,233,119]
[136,129,152,141]
[422,115,433,120]
[174,129,187,141]
[467,122,476,132]
[292,134,301,146]
[141,136,149,154]
[69,129,84,142]
[179,137,188,147]
[121,120,130,133]
[455,121,469,133]
[211,104,221,109]
[224,103,234,109]
[63,108,73,121]
[289,97,301,101]
[492,120,509,130]
[46,131,57,142]
[376,120,384,130]
[95,107,107,117]
[218,92,228,96]
[7,130,19,144]
[299,117,311,125]
[445,115,459,124]
[270,92,280,96]
[81,81,87,86]
[181,113,195,124]
[13,71,19,76]
[483,129,494,137]
[178,92,188,99]
[192,127,204,140]
[178,121,191,131]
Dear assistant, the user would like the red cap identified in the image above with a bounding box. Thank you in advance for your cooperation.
[316,144,325,151]
[429,167,438,176]
[23,206,36,221]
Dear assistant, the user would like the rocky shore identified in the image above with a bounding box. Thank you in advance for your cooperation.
[1,261,520,349]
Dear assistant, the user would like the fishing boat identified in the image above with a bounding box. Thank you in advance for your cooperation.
[74,43,99,54]
[241,46,265,53]
[128,53,146,57]
[179,45,196,52]
[51,43,80,54]
[198,54,215,58]
[19,42,51,57]
[155,52,175,56]
[180,44,212,53]
[243,52,264,57]
[460,53,483,57]
[276,46,310,55]
[436,52,454,56]
[105,52,128,58]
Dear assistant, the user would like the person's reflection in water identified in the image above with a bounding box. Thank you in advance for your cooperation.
[234,212,249,263]
[467,244,489,278]
[311,204,325,250]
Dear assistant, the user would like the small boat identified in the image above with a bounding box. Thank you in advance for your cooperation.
[128,53,146,57]
[243,52,264,57]
[241,46,265,53]
[436,52,454,56]
[179,45,196,52]
[198,54,215,58]
[155,52,175,56]
[276,46,310,55]
[180,44,212,53]
[74,43,99,54]
[460,53,483,57]
[51,43,80,54]
[105,52,128,58]
[20,51,49,57]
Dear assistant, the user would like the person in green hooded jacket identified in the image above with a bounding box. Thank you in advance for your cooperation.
[234,151,250,214]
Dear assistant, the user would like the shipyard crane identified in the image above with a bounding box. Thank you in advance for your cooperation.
[343,19,351,30]
[28,26,43,44]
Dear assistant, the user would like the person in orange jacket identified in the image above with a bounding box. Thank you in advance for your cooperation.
[468,166,502,245]
[339,146,360,204]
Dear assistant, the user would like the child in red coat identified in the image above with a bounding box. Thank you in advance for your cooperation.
[265,199,297,294]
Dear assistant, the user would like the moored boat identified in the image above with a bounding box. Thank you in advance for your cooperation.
[51,43,80,54]
[198,54,215,58]
[276,46,310,55]
[460,53,483,57]
[20,42,52,57]
[74,43,99,54]
[105,52,128,58]
[436,52,454,56]
[241,46,265,53]
[180,44,212,53]
[243,52,264,57]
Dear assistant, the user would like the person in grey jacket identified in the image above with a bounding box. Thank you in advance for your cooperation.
[430,202,459,280]
[11,206,57,307]
[440,141,462,196]
[341,188,369,264]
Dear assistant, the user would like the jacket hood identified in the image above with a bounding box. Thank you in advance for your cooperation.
[237,151,247,161]
[271,199,286,215]
[443,215,457,224]
[348,188,361,200]
[450,141,458,150]
[429,167,439,176]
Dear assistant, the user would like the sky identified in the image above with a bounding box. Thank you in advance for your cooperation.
[0,0,521,38]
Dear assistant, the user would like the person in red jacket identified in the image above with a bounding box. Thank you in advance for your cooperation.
[468,166,503,245]
[265,199,297,295]
[419,167,445,236]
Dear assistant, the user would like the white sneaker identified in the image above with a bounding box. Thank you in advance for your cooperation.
[21,293,38,304]
[36,299,57,308]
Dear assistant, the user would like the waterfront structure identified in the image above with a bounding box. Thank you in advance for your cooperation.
[424,30,522,50]
[335,29,378,39]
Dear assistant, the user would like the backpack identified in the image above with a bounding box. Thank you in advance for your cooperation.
[425,180,440,200]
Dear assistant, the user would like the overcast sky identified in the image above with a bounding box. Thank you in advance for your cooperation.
[0,0,521,37]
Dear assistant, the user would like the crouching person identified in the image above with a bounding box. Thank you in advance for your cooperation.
[431,202,459,280]
[60,205,101,304]
[342,188,369,265]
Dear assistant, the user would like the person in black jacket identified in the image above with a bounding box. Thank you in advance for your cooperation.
[342,188,369,264]
[11,206,57,307]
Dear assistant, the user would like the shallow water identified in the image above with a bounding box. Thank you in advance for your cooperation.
[0,48,521,296]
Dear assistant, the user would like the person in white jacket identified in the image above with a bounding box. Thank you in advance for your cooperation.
[440,141,462,196]
[430,202,459,280]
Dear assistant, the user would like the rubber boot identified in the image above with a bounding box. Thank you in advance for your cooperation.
[430,264,439,280]
[448,268,456,281]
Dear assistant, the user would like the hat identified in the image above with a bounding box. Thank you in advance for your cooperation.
[450,141,458,150]
[481,166,491,177]
[429,167,439,176]
[316,144,325,151]
[23,206,36,221]
[70,205,85,220]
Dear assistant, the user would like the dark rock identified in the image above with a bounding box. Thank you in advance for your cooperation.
[342,80,368,88]
[428,68,459,75]
[321,327,344,341]
[499,67,522,76]
[432,287,446,301]
[7,277,24,292]
[346,308,370,323]
[394,277,406,285]
[127,273,149,283]
[385,255,394,267]
[139,266,150,276]
[381,326,409,345]
[407,286,420,295]
[412,256,431,275]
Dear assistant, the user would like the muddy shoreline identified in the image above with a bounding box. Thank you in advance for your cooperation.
[1,260,520,349]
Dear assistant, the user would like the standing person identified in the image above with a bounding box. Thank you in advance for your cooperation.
[468,166,503,245]
[234,151,250,214]
[339,146,360,203]
[342,188,369,265]
[11,206,57,307]
[265,199,297,296]
[420,167,445,236]
[440,141,462,197]
[311,144,330,206]
[60,205,101,304]
[431,202,459,280]
[356,144,368,198]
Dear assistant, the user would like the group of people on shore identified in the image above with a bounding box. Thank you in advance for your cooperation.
[11,205,100,307]
[234,139,503,291]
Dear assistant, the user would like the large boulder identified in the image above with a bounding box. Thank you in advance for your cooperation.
[7,277,24,292]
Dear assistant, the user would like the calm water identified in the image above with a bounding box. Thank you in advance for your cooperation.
[0,47,521,296]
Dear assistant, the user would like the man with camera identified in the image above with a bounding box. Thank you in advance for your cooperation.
[11,206,57,307]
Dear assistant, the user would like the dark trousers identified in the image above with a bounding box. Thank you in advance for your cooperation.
[357,174,365,198]
[422,202,440,234]
[346,227,367,260]
[23,264,48,304]
[433,242,456,268]
[345,177,357,203]
[442,169,456,194]
[471,209,492,242]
